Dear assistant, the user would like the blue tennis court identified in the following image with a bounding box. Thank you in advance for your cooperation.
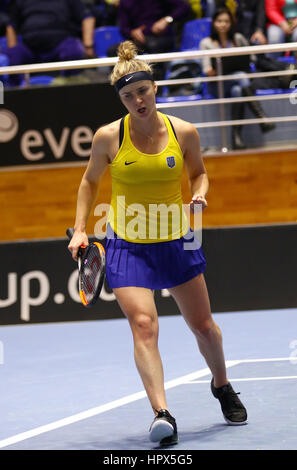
[0,307,296,450]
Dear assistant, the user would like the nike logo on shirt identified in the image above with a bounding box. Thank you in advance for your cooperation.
[125,161,137,165]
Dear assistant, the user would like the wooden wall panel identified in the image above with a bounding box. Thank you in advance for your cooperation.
[0,149,296,241]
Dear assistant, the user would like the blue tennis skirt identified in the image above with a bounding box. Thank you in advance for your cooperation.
[105,225,206,290]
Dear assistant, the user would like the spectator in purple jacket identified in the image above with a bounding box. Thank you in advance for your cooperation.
[108,0,191,79]
[119,0,191,52]
[5,0,95,86]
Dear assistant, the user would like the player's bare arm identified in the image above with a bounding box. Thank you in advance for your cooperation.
[168,116,209,210]
[69,123,118,259]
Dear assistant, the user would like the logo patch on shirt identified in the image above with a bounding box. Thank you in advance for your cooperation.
[166,156,175,168]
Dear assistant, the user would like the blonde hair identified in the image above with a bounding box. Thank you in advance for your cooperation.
[110,41,153,85]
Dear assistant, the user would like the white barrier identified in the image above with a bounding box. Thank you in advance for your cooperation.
[1,41,296,151]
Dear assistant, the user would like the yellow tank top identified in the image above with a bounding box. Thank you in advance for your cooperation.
[107,112,189,243]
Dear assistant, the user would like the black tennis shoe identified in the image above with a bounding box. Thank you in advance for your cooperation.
[211,378,248,425]
[149,409,178,445]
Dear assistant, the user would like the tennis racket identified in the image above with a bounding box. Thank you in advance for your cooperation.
[66,228,105,307]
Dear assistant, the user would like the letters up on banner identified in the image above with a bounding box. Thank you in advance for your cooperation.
[0,224,296,325]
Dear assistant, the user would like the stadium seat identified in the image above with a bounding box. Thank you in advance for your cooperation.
[94,26,124,58]
[160,19,211,102]
[255,88,283,95]
[277,56,296,64]
[0,36,57,87]
[255,88,296,96]
[162,58,203,94]
[0,53,8,66]
[180,18,212,51]
[20,75,55,86]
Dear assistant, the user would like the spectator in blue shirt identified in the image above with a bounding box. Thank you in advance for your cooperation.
[5,0,95,85]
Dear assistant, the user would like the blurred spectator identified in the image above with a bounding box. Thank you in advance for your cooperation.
[115,0,191,54]
[82,0,119,26]
[265,0,297,57]
[215,0,238,17]
[204,1,267,43]
[6,0,95,86]
[188,0,204,18]
[108,0,191,79]
[235,1,297,93]
[0,0,9,37]
[204,0,217,17]
[236,0,267,45]
[200,7,275,149]
[188,1,216,18]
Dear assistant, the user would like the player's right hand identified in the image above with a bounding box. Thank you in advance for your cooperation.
[68,230,89,261]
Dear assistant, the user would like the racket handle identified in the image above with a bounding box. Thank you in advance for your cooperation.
[66,227,75,240]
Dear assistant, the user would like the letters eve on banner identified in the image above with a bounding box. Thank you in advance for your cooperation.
[0,82,125,167]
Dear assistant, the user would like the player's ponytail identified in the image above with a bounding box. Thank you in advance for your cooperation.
[110,41,153,85]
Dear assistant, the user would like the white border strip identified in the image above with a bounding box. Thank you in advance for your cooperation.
[0,361,240,449]
[0,41,296,75]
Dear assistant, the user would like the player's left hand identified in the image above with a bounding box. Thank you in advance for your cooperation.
[190,194,208,212]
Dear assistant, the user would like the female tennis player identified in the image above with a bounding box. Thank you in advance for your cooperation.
[68,40,247,445]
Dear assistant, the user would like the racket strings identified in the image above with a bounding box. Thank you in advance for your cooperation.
[80,246,103,302]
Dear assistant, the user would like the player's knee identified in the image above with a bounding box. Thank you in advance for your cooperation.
[191,318,215,339]
[132,312,157,342]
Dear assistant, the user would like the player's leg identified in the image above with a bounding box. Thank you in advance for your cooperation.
[169,273,228,388]
[113,286,178,442]
[113,286,168,412]
[169,273,247,425]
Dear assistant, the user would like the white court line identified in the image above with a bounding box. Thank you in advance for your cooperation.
[0,360,240,449]
[238,357,295,363]
[185,376,297,384]
[183,358,297,384]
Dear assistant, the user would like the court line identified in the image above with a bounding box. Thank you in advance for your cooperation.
[0,360,240,449]
[183,358,297,384]
[185,376,297,384]
[238,357,295,363]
